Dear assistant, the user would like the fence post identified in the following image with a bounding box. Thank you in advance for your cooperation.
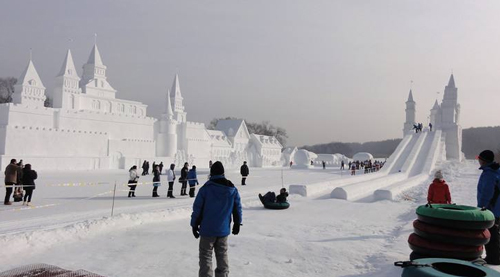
[111,181,117,217]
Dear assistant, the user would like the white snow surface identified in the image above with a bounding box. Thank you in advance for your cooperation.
[1,161,499,276]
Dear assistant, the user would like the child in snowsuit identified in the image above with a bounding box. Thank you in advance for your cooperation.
[427,170,451,204]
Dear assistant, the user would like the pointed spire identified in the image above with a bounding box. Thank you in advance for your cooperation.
[57,49,78,77]
[87,44,104,66]
[432,100,440,110]
[166,89,174,118]
[407,89,414,102]
[447,74,455,88]
[18,59,45,88]
[171,74,182,98]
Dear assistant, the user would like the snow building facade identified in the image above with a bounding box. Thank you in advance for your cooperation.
[0,45,283,170]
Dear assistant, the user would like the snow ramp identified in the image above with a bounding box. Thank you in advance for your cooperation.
[330,130,443,201]
[289,133,416,197]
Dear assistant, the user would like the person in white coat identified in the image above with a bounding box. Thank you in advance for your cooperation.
[128,165,139,197]
[166,163,176,198]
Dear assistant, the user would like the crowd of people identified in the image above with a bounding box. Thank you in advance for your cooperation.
[347,160,385,175]
[127,160,251,199]
[3,158,38,206]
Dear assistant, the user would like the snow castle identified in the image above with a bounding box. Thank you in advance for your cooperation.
[403,74,463,161]
[0,45,283,170]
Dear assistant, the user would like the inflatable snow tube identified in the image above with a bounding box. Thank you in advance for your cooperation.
[413,220,491,246]
[258,194,290,210]
[400,258,500,277]
[409,251,482,262]
[416,204,495,230]
[408,233,483,260]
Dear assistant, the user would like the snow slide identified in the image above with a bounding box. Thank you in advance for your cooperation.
[330,130,443,201]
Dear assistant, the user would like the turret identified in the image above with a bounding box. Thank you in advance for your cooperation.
[441,74,458,125]
[403,90,416,135]
[53,50,81,109]
[429,100,441,128]
[170,74,187,123]
[156,90,178,157]
[12,58,46,107]
[80,44,117,99]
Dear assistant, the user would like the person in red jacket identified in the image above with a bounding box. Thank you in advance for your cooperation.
[427,170,452,204]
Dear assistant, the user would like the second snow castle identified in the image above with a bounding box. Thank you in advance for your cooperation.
[0,44,283,170]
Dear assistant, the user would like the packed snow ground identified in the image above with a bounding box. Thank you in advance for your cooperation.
[0,161,498,276]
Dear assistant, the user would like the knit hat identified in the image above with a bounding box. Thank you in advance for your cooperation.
[477,150,495,163]
[210,161,225,176]
[434,170,443,180]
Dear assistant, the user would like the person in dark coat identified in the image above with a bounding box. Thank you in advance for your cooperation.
[276,188,289,203]
[141,160,147,176]
[322,161,326,169]
[159,162,164,174]
[145,161,150,175]
[21,164,37,205]
[240,161,249,185]
[187,165,199,198]
[152,165,161,197]
[4,159,18,205]
[180,162,189,196]
[429,122,433,132]
[191,161,242,277]
[477,150,500,265]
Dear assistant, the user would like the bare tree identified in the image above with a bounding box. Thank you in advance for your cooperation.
[209,117,288,146]
[0,77,17,103]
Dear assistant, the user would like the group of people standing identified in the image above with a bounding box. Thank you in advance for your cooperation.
[140,160,164,176]
[128,162,199,198]
[348,160,385,175]
[4,158,38,206]
[412,122,433,133]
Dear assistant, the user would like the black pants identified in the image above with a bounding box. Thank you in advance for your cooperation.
[485,218,500,264]
[23,188,33,202]
[4,184,13,204]
[181,181,187,195]
[189,184,196,197]
[167,182,174,197]
[128,184,137,197]
[152,186,159,197]
[241,176,247,185]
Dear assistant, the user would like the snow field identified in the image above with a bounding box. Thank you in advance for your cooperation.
[1,160,498,276]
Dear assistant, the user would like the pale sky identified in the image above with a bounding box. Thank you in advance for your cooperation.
[1,0,500,146]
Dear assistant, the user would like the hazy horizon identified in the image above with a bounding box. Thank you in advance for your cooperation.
[2,0,500,146]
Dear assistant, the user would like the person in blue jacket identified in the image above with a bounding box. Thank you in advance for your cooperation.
[477,150,500,265]
[191,161,242,277]
[187,165,199,198]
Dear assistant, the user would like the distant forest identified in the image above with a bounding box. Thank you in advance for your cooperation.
[301,126,500,160]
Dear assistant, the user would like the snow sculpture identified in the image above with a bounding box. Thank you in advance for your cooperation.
[292,149,317,168]
[0,43,283,170]
[352,152,373,161]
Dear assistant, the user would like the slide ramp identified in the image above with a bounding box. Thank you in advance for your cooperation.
[330,130,442,201]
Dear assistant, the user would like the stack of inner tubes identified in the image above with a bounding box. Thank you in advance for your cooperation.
[408,204,495,261]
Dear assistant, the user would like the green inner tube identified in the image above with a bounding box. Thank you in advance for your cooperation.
[263,202,290,210]
[402,258,500,277]
[416,204,495,223]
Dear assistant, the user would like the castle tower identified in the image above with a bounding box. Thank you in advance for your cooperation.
[403,90,416,135]
[53,49,82,109]
[438,74,462,160]
[156,89,178,157]
[80,44,117,98]
[429,100,441,128]
[441,74,458,125]
[12,58,47,107]
[170,74,187,123]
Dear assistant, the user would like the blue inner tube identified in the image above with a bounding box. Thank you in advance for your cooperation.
[401,258,500,277]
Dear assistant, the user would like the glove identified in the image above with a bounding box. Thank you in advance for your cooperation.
[192,226,200,239]
[232,223,240,235]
